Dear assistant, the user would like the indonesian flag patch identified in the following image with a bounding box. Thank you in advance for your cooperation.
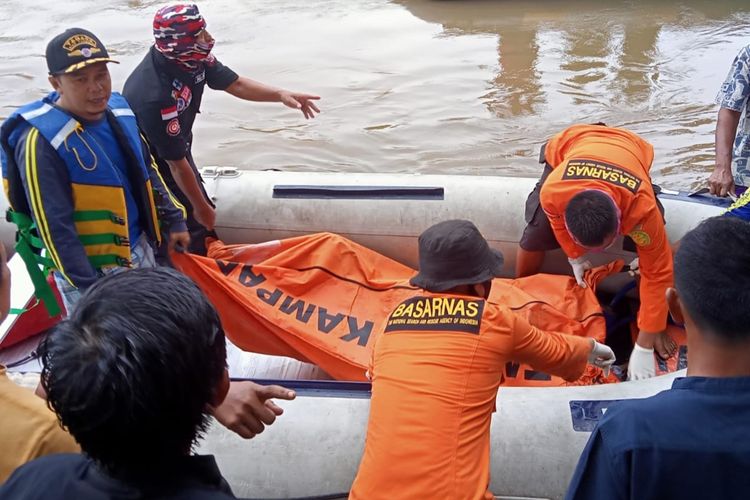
[161,106,178,121]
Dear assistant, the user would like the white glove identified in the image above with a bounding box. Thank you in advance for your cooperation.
[627,344,656,381]
[628,257,640,277]
[588,340,616,377]
[568,257,593,288]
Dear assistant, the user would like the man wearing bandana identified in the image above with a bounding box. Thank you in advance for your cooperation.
[124,4,321,256]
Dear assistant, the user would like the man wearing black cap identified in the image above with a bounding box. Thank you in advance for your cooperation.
[123,3,321,256]
[351,219,615,500]
[0,27,189,316]
[0,28,296,443]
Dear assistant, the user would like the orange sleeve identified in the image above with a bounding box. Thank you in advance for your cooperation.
[543,128,570,167]
[367,335,378,380]
[632,210,673,333]
[509,312,591,382]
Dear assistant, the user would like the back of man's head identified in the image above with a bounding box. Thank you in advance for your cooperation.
[564,190,619,247]
[40,267,227,476]
[675,216,750,343]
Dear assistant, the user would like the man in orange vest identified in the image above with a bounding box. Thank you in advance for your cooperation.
[350,219,615,500]
[515,124,675,380]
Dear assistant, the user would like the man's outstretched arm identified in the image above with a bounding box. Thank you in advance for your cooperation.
[225,77,321,119]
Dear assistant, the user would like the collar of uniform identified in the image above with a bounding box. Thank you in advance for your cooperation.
[42,92,109,127]
[86,454,233,495]
[672,376,750,392]
[150,45,200,82]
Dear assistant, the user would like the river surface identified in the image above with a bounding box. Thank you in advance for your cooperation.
[1,0,749,188]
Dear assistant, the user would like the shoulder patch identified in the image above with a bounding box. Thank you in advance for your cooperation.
[628,224,652,246]
[171,85,193,112]
[160,106,178,121]
[166,118,181,137]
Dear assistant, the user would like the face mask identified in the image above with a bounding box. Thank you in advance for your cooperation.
[173,37,214,69]
[153,4,212,71]
[158,37,213,71]
[196,39,214,54]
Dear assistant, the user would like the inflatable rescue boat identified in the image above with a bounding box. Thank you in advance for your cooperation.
[0,170,730,500]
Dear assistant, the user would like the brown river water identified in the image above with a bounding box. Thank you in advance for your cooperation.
[1,0,749,188]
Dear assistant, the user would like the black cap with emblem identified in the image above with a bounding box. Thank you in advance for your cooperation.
[46,28,119,75]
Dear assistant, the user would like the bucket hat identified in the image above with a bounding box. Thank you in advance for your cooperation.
[410,219,504,292]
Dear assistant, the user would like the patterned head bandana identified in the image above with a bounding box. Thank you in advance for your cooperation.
[153,4,214,71]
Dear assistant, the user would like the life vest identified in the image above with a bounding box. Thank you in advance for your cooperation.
[0,92,163,315]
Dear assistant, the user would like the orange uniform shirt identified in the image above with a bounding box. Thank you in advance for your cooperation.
[539,124,673,333]
[349,293,591,500]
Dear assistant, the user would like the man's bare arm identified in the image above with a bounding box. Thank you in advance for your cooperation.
[225,77,320,119]
[710,107,742,197]
[165,157,215,230]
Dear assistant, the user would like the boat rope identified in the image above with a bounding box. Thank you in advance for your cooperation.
[4,349,40,369]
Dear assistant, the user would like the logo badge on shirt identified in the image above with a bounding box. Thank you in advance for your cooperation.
[166,118,181,137]
[562,159,642,193]
[195,70,206,84]
[384,296,484,334]
[170,82,192,113]
[628,224,652,246]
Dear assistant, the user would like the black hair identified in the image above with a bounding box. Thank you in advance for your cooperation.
[39,267,226,477]
[675,216,750,342]
[564,190,619,246]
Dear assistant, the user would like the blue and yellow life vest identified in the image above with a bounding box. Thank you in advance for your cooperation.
[0,92,166,315]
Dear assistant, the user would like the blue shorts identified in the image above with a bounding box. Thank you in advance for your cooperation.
[53,234,156,316]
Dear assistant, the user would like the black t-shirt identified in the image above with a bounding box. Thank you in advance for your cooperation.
[0,453,237,499]
[123,46,238,161]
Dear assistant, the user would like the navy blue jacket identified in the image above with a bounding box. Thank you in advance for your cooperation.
[0,453,236,499]
[566,376,750,500]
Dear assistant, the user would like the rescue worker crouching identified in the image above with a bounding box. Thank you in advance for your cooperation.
[515,124,676,381]
[0,28,189,315]
[350,219,615,500]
